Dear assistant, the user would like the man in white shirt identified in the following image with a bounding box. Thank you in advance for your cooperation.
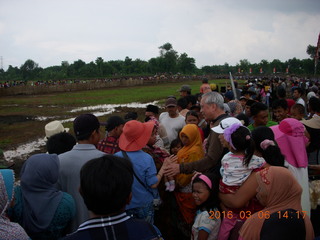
[159,97,185,144]
[293,87,306,107]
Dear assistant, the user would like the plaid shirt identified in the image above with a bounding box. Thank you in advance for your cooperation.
[97,136,120,154]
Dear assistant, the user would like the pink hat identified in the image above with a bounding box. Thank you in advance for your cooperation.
[119,120,154,151]
[270,118,308,168]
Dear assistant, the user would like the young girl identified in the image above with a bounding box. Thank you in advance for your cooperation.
[192,173,221,240]
[251,126,285,167]
[212,120,266,240]
[185,110,204,142]
[175,124,204,238]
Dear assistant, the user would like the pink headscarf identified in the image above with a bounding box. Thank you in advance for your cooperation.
[271,118,308,168]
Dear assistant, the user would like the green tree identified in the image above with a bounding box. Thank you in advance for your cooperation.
[306,45,317,59]
[20,59,39,81]
[158,43,178,73]
[177,53,196,73]
[95,57,104,76]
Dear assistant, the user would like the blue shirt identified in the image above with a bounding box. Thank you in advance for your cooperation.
[115,151,158,209]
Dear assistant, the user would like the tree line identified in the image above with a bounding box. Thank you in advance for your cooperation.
[0,43,318,82]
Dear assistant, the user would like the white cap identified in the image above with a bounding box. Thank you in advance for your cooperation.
[45,120,69,138]
[212,117,242,134]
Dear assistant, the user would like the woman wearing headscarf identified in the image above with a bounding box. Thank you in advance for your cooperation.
[239,166,314,240]
[220,167,314,240]
[9,154,75,240]
[271,118,311,216]
[174,124,204,239]
[0,169,29,240]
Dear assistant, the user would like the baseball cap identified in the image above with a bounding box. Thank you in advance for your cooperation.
[73,114,100,139]
[211,117,242,134]
[178,85,191,92]
[165,97,177,107]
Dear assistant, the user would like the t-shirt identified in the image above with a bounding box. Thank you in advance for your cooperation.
[247,121,278,131]
[192,209,221,240]
[159,112,185,143]
[220,153,265,186]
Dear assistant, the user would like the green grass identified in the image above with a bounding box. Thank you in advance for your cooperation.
[0,78,237,150]
[0,79,232,109]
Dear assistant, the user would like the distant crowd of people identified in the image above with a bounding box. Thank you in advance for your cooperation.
[1,77,320,240]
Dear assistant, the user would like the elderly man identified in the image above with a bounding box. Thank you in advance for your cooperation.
[165,91,229,177]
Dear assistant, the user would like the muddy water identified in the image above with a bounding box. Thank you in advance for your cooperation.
[3,101,160,163]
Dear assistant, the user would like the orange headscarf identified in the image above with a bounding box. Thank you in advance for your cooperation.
[176,124,204,187]
[239,166,314,240]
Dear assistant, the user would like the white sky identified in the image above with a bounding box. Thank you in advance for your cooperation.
[0,0,319,70]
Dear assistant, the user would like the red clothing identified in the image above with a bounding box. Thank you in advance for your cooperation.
[286,99,295,114]
[97,136,120,154]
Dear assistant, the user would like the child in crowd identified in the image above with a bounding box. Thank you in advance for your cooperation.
[175,124,204,237]
[163,138,183,192]
[212,119,265,240]
[170,138,183,155]
[291,103,306,120]
[185,110,204,142]
[251,126,285,167]
[191,173,221,240]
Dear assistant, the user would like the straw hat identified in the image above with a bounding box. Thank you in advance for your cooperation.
[45,120,69,138]
[119,120,154,151]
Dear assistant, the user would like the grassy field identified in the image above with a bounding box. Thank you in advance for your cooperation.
[0,79,233,150]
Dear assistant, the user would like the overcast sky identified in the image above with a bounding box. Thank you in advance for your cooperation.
[0,0,319,70]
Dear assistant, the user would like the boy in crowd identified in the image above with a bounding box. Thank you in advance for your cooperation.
[97,115,125,154]
[62,155,162,240]
[247,102,278,130]
[272,99,289,123]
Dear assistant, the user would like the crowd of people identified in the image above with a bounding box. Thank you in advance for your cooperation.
[1,78,320,240]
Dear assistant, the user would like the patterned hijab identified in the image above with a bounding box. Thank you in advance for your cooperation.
[20,153,63,233]
[0,169,29,240]
[239,166,314,240]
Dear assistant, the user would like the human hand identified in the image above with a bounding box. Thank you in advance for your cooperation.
[164,163,180,178]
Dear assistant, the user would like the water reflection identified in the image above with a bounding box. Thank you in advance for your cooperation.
[3,101,160,161]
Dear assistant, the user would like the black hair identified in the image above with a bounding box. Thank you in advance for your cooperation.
[124,112,138,121]
[186,110,199,120]
[80,155,133,215]
[308,96,320,113]
[272,99,288,110]
[250,102,268,117]
[291,103,305,115]
[170,138,183,154]
[46,132,76,155]
[277,87,286,98]
[251,126,285,167]
[192,173,220,213]
[177,97,188,109]
[190,104,201,112]
[230,126,255,166]
[185,95,197,106]
[245,99,256,107]
[236,113,249,127]
[294,87,303,95]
